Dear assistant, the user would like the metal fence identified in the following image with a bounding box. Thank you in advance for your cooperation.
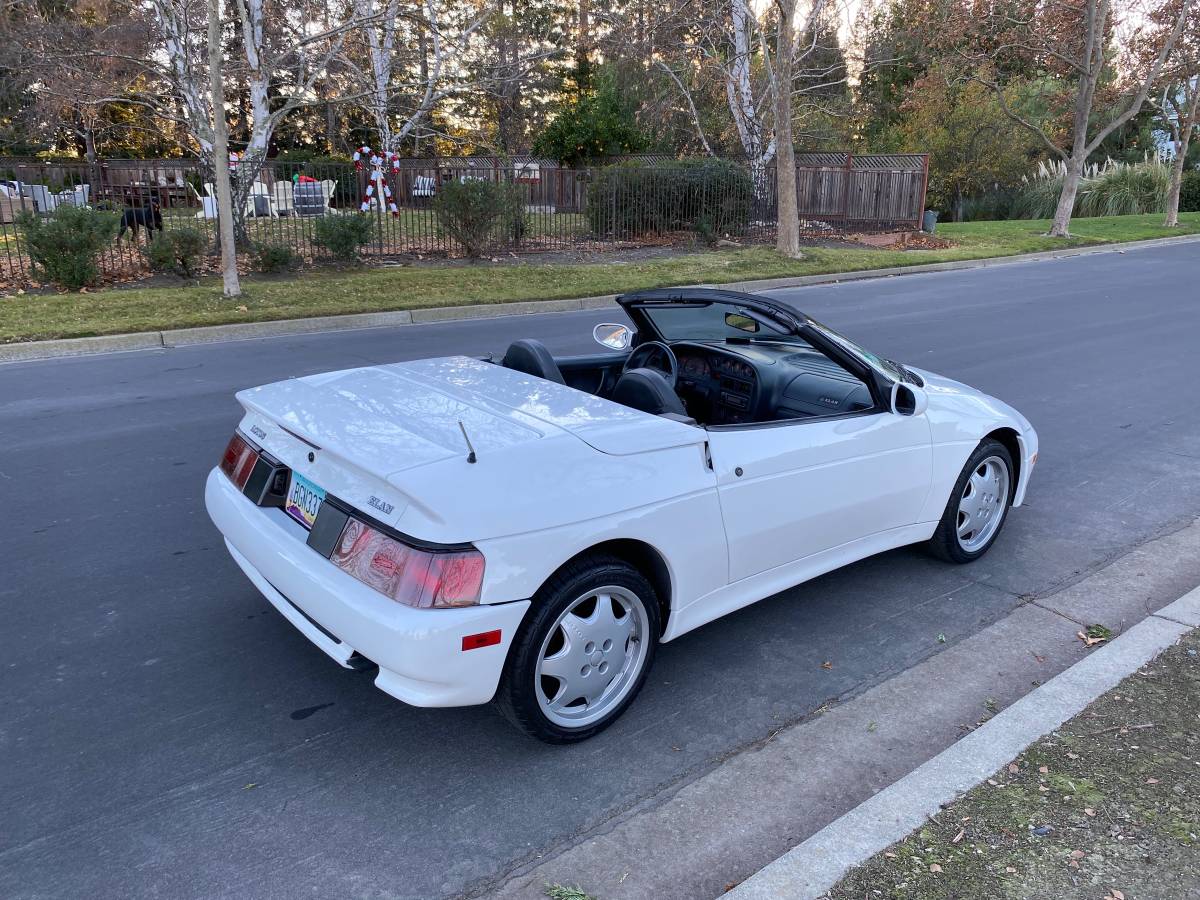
[0,153,927,286]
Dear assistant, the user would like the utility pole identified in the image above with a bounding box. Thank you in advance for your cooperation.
[206,0,241,297]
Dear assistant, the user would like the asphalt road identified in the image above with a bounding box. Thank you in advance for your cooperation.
[3,242,1199,900]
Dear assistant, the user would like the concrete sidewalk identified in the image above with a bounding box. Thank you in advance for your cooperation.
[727,586,1200,900]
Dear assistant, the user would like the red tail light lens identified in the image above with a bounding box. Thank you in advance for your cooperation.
[220,433,259,490]
[330,518,484,608]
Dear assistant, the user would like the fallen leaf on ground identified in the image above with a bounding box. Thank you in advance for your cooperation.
[1077,630,1107,647]
[1039,766,1049,774]
[1008,763,1019,774]
[1070,850,1086,859]
[821,660,832,669]
[1147,777,1160,784]
[1005,866,1017,874]
[951,830,964,844]
[1085,807,1097,816]
[929,863,942,873]
[1111,891,1125,900]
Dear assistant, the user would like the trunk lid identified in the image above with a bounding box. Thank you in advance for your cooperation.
[236,362,549,480]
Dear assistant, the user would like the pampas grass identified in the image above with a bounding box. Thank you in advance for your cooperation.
[1012,157,1169,219]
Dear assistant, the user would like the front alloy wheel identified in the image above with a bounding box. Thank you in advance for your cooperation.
[495,556,659,743]
[927,438,1015,564]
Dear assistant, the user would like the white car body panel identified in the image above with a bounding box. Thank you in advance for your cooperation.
[207,335,1038,711]
[707,412,933,582]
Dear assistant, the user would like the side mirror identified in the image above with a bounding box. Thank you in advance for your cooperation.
[890,381,929,417]
[593,323,633,351]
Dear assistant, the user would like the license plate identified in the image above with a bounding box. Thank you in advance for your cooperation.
[285,472,326,530]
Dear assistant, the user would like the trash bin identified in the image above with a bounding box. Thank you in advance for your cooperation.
[922,210,939,234]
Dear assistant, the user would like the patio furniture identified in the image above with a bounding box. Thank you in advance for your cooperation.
[24,184,57,213]
[54,184,90,208]
[272,180,296,216]
[189,183,217,219]
[246,181,275,218]
[413,175,436,199]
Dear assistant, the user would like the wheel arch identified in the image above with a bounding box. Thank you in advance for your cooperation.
[984,426,1023,502]
[538,539,674,637]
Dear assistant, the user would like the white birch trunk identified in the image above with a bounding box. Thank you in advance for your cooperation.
[206,0,240,297]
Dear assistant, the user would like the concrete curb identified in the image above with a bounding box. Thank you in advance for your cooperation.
[3,232,1198,364]
[724,585,1200,900]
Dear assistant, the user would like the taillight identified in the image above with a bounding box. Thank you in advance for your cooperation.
[330,518,484,608]
[219,433,259,490]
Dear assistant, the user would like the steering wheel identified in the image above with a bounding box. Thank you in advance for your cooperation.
[623,341,679,388]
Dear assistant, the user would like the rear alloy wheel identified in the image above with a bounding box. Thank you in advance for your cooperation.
[494,556,659,743]
[927,438,1015,564]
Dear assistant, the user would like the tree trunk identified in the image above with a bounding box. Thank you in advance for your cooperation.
[773,0,801,258]
[1049,157,1084,237]
[1164,89,1198,228]
[207,0,241,298]
[1165,146,1187,228]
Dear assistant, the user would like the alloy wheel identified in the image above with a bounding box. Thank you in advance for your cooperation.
[535,585,650,728]
[956,455,1010,552]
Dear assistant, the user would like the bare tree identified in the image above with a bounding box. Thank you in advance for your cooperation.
[1159,77,1199,226]
[1145,0,1200,226]
[207,0,240,296]
[947,0,1195,236]
[148,0,363,239]
[651,0,859,257]
[349,0,490,154]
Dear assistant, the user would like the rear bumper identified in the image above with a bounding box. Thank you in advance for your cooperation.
[205,468,529,707]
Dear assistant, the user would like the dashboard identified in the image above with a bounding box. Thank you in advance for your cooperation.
[673,340,875,425]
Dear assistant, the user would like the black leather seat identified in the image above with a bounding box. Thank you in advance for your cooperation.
[611,368,688,417]
[501,339,564,384]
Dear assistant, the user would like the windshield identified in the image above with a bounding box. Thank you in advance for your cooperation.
[805,316,907,382]
[635,302,794,343]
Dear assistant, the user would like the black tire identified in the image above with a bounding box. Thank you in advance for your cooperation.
[494,554,660,744]
[926,438,1015,564]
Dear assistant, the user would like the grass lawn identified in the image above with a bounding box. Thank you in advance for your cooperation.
[2,212,1196,343]
[829,628,1200,899]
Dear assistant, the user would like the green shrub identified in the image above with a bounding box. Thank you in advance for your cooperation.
[312,213,374,262]
[1179,170,1200,213]
[143,226,208,278]
[532,70,649,167]
[586,159,753,238]
[433,178,526,257]
[16,205,119,289]
[252,241,300,273]
[1077,158,1169,217]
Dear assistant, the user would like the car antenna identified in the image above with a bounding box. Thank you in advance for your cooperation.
[458,420,478,464]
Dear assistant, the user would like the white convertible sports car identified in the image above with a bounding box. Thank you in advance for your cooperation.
[206,288,1037,742]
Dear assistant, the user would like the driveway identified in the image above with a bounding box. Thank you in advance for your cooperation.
[2,241,1198,899]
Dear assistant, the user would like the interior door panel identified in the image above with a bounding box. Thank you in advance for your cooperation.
[554,351,628,398]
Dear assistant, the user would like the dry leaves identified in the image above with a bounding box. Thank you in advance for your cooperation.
[1078,630,1107,647]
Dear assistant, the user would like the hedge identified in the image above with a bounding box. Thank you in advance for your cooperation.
[586,159,754,238]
